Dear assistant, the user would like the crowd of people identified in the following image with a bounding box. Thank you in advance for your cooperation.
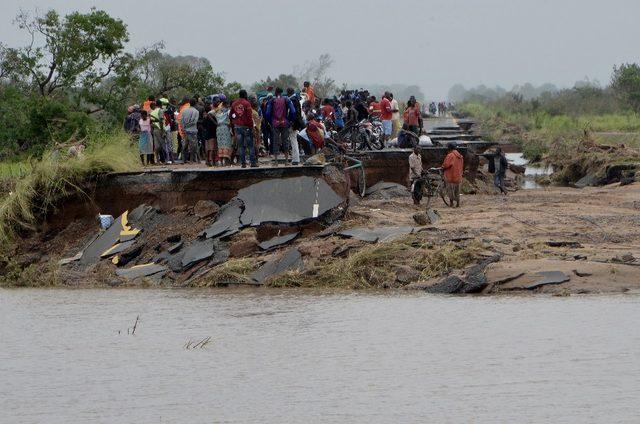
[122,83,436,167]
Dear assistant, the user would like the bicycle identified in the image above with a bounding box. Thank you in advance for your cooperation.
[419,167,449,208]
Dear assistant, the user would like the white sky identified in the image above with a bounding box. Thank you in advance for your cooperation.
[1,0,639,99]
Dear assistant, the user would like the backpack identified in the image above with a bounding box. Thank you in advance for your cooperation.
[272,96,288,128]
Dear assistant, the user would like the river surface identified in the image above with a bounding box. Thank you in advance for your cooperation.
[2,289,639,423]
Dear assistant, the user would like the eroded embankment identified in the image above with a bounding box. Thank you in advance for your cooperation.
[3,166,640,295]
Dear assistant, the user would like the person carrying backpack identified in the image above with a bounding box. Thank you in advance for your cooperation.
[266,87,296,166]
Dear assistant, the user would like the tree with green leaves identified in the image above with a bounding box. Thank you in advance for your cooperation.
[611,63,640,113]
[3,9,129,97]
[134,43,227,99]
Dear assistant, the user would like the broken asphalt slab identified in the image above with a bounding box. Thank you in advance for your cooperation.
[524,271,570,290]
[339,226,417,243]
[79,212,126,265]
[250,248,303,285]
[258,232,299,251]
[201,198,244,239]
[238,176,346,227]
[116,263,167,280]
[181,238,216,269]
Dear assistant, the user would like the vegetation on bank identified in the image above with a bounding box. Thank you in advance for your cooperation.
[454,64,640,184]
[0,131,139,245]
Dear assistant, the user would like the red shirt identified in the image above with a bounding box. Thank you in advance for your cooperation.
[321,105,335,120]
[230,98,254,127]
[369,102,381,118]
[403,106,420,126]
[442,150,464,184]
[380,97,392,120]
[307,120,324,149]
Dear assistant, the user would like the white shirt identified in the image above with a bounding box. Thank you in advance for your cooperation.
[391,99,400,120]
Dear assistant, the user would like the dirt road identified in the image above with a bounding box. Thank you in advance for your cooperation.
[352,183,640,294]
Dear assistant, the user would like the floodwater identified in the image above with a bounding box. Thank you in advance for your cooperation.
[2,289,640,423]
[506,152,553,189]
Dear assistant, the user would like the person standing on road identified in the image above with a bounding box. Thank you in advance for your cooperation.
[230,89,257,168]
[442,143,464,207]
[266,87,295,166]
[138,110,154,165]
[389,93,400,139]
[480,147,509,195]
[215,99,233,166]
[400,98,422,148]
[287,87,304,165]
[181,98,201,164]
[149,101,165,163]
[380,92,393,147]
[409,146,424,205]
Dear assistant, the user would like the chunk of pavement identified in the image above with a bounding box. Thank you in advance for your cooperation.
[168,241,183,254]
[237,176,345,227]
[100,240,136,258]
[194,200,220,219]
[259,232,299,251]
[114,244,144,267]
[424,275,465,294]
[166,234,182,243]
[365,181,409,199]
[128,204,155,223]
[181,237,216,269]
[201,198,244,239]
[339,226,416,243]
[316,221,342,238]
[250,248,303,285]
[116,263,167,280]
[524,271,570,290]
[58,251,83,266]
[80,211,126,265]
[459,254,501,293]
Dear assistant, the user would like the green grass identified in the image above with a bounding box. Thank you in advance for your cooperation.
[0,131,140,244]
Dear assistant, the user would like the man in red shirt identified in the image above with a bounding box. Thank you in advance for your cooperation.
[368,96,381,119]
[306,114,325,151]
[379,92,393,146]
[441,143,464,207]
[321,99,335,123]
[230,89,257,168]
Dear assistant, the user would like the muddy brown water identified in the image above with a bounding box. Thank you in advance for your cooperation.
[2,289,639,423]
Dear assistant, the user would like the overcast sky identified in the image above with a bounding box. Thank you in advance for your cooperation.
[1,0,638,99]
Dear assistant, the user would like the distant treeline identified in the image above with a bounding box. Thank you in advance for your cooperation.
[449,64,640,116]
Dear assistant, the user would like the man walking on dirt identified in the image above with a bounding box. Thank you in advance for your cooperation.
[442,143,464,207]
[409,146,424,205]
[480,147,509,195]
